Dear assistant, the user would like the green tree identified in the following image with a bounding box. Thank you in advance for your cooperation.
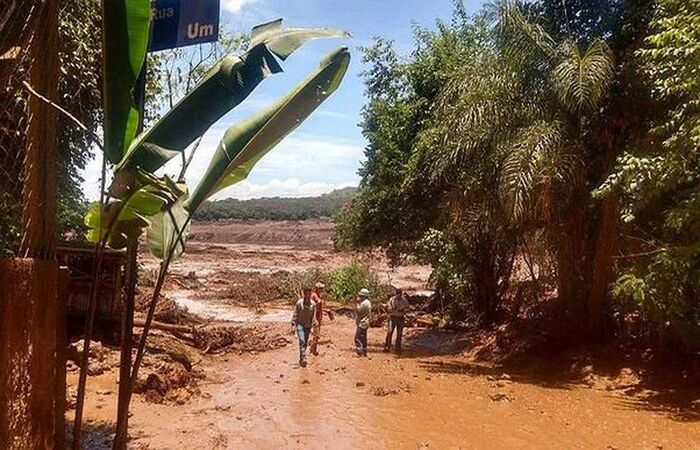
[336,6,518,324]
[336,0,658,337]
[596,0,700,349]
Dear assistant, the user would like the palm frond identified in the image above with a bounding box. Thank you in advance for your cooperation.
[487,0,557,61]
[500,120,583,222]
[552,39,615,114]
[429,67,523,180]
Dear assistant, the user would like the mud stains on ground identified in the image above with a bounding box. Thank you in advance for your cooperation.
[67,220,700,449]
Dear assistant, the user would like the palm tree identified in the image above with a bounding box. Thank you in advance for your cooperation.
[430,1,618,335]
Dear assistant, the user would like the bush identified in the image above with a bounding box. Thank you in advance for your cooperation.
[279,267,334,303]
[330,260,390,303]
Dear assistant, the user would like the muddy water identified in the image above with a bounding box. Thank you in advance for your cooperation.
[170,291,291,323]
[68,314,700,450]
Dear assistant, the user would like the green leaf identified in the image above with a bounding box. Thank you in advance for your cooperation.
[102,0,151,163]
[83,178,185,248]
[185,47,351,212]
[147,193,191,261]
[115,19,350,173]
[249,18,351,60]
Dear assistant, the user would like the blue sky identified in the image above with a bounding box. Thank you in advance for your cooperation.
[82,0,486,200]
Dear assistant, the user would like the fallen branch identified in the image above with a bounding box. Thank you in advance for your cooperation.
[22,80,104,151]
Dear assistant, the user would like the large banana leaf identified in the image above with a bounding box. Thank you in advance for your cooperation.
[84,176,185,248]
[185,47,351,212]
[102,0,151,164]
[115,19,350,173]
[146,193,190,260]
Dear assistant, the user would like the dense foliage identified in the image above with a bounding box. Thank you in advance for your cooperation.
[335,0,699,350]
[56,0,103,238]
[281,261,390,304]
[596,0,700,348]
[194,187,356,221]
[330,260,390,303]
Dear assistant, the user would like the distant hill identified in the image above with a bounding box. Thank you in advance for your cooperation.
[192,187,357,221]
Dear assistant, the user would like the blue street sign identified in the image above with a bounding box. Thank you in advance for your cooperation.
[149,0,220,52]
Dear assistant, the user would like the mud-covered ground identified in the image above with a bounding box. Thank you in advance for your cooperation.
[68,219,700,449]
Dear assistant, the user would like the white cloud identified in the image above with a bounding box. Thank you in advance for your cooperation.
[177,132,364,199]
[221,0,261,14]
[80,148,110,203]
[315,110,357,121]
[210,178,357,200]
[80,133,364,202]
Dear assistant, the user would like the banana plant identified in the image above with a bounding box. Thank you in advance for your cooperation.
[81,5,351,447]
[89,18,350,247]
[115,18,349,174]
[73,1,351,447]
[145,46,351,260]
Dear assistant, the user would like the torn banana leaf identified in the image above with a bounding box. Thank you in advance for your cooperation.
[115,19,349,173]
[185,46,351,212]
[84,178,185,249]
[146,193,191,261]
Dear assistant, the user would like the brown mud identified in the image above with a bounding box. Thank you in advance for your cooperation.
[68,219,700,449]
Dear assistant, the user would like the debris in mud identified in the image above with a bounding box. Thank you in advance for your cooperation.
[489,393,511,402]
[136,292,203,326]
[135,363,202,405]
[66,386,78,409]
[192,323,291,353]
[371,382,412,396]
[67,339,120,375]
[356,381,365,387]
[193,270,294,310]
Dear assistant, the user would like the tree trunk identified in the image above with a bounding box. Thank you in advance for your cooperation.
[473,238,499,325]
[586,197,618,340]
[555,203,590,337]
[19,0,59,260]
[113,236,138,449]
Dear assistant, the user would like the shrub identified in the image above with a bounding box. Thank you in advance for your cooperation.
[330,260,390,303]
[279,267,334,303]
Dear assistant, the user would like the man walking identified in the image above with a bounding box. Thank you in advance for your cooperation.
[310,282,333,356]
[292,287,317,367]
[384,286,410,353]
[355,288,371,357]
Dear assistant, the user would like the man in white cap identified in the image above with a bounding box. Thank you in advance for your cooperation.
[355,288,371,356]
[310,282,334,355]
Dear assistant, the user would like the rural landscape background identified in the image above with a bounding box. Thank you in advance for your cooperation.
[1,0,699,448]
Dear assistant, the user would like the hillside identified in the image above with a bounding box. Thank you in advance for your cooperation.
[192,187,356,221]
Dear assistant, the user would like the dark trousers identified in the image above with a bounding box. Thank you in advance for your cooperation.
[385,316,405,351]
[354,327,367,355]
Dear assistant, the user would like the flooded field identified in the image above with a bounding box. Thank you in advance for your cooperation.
[70,219,700,449]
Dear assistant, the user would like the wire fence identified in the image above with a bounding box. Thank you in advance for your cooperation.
[0,0,44,256]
